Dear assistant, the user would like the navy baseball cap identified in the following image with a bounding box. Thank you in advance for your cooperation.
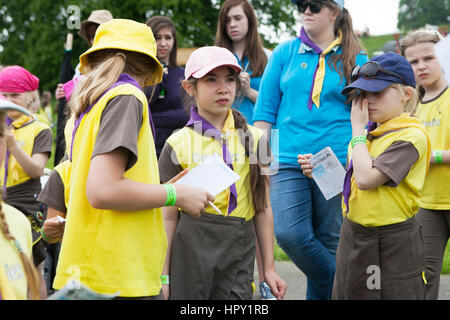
[342,52,416,95]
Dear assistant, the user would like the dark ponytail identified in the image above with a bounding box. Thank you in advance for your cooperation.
[232,109,269,215]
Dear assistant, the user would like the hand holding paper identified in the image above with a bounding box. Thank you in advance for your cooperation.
[175,153,240,216]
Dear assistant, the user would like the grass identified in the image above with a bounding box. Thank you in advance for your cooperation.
[441,242,450,275]
[359,34,397,58]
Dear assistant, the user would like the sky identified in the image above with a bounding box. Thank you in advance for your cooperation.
[346,0,400,36]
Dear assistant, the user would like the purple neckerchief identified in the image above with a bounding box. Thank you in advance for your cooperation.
[342,121,378,213]
[299,27,325,111]
[70,73,155,161]
[3,117,14,193]
[185,106,237,215]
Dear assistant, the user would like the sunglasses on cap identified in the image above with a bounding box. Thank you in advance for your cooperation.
[298,0,327,14]
[351,61,405,84]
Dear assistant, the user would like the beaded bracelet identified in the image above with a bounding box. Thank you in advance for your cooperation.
[351,135,367,149]
[163,184,177,206]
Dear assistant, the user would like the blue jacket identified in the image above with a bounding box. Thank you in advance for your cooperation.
[254,37,368,165]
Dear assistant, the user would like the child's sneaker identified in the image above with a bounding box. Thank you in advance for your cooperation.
[259,281,276,300]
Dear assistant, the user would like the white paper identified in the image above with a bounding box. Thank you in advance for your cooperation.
[434,35,450,86]
[310,147,346,200]
[175,153,240,196]
[57,215,66,224]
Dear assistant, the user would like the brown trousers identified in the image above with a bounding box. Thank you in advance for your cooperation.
[170,212,256,300]
[416,208,450,300]
[332,217,426,300]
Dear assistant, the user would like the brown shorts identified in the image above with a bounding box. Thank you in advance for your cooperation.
[332,217,426,300]
[170,212,256,300]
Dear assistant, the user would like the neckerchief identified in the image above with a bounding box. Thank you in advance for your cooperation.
[70,73,155,161]
[185,106,237,215]
[299,27,342,110]
[343,114,431,213]
[3,114,34,193]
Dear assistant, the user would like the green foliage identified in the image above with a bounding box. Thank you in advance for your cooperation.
[0,0,297,91]
[398,0,450,31]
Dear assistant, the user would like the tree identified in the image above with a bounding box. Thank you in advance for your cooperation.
[397,0,450,31]
[0,0,297,91]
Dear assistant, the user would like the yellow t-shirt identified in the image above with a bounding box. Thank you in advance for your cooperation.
[0,202,33,300]
[0,116,51,188]
[344,114,431,227]
[162,109,265,221]
[416,88,450,209]
[53,83,167,297]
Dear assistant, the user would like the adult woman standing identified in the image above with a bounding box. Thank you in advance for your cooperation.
[253,0,368,299]
[215,0,268,125]
[144,16,188,157]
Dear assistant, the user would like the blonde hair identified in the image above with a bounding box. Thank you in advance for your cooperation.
[400,30,443,101]
[391,83,419,116]
[0,112,41,299]
[70,49,157,117]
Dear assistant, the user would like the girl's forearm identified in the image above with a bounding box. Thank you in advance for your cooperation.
[254,208,276,273]
[8,144,47,179]
[162,206,179,274]
[352,143,389,190]
[87,177,167,211]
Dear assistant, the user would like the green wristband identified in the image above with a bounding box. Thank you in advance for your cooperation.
[40,227,54,243]
[164,184,177,206]
[434,150,443,164]
[351,135,367,149]
[161,274,170,285]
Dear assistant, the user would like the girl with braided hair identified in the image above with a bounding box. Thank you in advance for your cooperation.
[158,46,287,300]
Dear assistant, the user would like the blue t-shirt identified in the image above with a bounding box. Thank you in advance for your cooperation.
[232,51,270,125]
[253,37,368,165]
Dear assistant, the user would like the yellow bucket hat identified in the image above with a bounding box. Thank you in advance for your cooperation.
[79,19,163,86]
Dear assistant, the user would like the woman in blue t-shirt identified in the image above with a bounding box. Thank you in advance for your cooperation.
[253,0,368,300]
[215,0,269,125]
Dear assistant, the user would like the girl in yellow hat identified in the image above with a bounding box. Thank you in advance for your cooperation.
[52,19,214,299]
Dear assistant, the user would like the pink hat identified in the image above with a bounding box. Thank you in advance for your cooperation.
[0,66,39,93]
[185,46,243,80]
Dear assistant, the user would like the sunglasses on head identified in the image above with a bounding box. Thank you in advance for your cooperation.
[298,0,326,14]
[351,61,405,84]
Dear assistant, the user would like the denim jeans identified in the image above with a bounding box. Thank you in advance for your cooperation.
[270,162,343,300]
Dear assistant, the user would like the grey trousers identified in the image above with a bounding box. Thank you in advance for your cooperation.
[416,208,450,300]
[170,212,256,300]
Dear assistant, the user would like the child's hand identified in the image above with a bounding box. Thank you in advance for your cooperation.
[239,72,251,96]
[4,128,17,150]
[351,94,369,136]
[43,217,65,241]
[297,154,314,178]
[264,269,287,300]
[174,184,215,218]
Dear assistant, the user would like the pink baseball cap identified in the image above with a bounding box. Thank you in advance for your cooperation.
[185,46,243,80]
